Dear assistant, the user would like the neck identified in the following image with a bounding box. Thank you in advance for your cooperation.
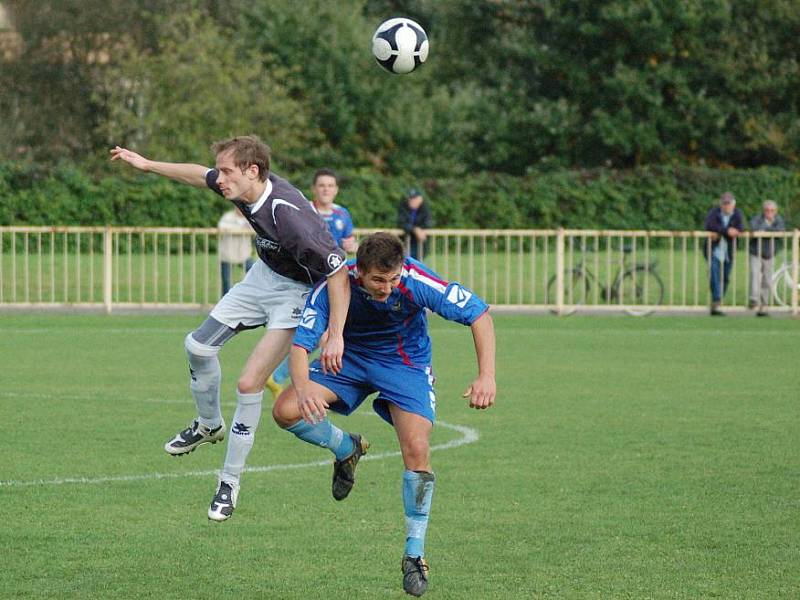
[242,180,268,204]
[314,201,333,214]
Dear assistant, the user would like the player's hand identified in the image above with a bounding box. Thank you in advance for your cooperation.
[320,331,344,375]
[296,385,330,425]
[462,374,496,410]
[109,146,149,171]
[727,227,740,238]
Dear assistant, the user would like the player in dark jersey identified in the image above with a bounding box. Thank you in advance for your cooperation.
[266,167,357,395]
[272,232,496,597]
[110,136,350,521]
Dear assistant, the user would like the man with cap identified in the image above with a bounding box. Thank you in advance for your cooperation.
[397,187,433,260]
[704,191,745,315]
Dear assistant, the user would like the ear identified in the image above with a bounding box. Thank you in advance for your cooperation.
[245,164,260,180]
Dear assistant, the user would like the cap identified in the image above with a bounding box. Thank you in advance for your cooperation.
[405,187,423,200]
[720,191,736,204]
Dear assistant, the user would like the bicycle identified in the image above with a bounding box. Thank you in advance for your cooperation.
[771,262,800,307]
[547,247,665,316]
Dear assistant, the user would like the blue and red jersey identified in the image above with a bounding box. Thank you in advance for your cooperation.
[293,257,489,367]
[319,204,354,249]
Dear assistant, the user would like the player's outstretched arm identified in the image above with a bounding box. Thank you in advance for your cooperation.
[109,146,208,187]
[462,312,496,410]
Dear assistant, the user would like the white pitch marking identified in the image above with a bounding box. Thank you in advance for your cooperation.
[0,420,478,488]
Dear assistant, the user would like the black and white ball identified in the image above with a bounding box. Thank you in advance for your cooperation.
[371,18,429,74]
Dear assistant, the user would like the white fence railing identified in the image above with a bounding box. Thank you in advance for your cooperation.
[1,226,798,315]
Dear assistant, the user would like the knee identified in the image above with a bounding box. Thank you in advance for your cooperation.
[402,439,431,472]
[272,388,299,429]
[237,375,261,395]
[184,332,219,360]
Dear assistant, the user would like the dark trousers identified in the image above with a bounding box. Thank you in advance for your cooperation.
[221,258,255,296]
[709,258,732,302]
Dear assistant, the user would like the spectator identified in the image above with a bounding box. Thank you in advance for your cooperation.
[218,207,255,296]
[397,187,432,259]
[704,191,744,316]
[310,168,357,253]
[749,199,785,316]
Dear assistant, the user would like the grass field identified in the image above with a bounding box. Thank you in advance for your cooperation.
[2,313,799,598]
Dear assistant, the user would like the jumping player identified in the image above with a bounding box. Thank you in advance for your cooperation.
[267,167,357,395]
[272,232,496,597]
[110,136,350,521]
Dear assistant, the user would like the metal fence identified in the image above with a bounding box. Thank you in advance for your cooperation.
[1,226,798,315]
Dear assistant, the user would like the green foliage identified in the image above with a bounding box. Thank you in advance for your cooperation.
[3,162,798,230]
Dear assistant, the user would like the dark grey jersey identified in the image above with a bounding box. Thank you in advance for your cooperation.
[206,170,345,285]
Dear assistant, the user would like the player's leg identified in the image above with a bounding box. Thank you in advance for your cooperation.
[164,315,242,456]
[389,404,435,597]
[272,358,371,500]
[208,327,293,521]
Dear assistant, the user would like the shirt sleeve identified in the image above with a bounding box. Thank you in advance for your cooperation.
[273,200,346,279]
[403,260,489,326]
[292,281,331,351]
[205,169,223,196]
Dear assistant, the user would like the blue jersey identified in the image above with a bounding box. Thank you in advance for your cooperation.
[319,204,354,249]
[294,257,489,367]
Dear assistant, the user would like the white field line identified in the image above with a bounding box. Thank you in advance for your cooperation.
[0,392,479,488]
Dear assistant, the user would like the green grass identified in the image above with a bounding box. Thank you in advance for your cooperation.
[1,314,799,598]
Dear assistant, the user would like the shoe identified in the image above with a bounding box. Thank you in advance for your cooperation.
[748,301,758,309]
[401,555,429,597]
[208,480,238,521]
[164,419,225,456]
[710,303,725,316]
[266,375,284,401]
[332,433,369,501]
[756,310,768,317]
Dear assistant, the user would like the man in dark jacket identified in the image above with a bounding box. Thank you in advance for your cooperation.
[397,187,433,259]
[704,191,744,315]
[749,200,785,315]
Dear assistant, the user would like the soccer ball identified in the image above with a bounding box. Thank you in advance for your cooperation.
[371,17,429,74]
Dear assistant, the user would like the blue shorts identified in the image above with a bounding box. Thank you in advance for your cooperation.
[309,352,436,425]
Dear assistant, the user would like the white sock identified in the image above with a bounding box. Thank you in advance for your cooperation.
[220,391,263,484]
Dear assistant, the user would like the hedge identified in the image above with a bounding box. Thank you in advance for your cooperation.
[1,163,798,230]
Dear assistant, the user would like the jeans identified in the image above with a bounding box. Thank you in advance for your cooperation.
[709,257,732,303]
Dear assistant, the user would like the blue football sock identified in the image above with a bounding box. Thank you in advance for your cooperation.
[403,470,436,558]
[287,418,354,461]
[272,356,290,385]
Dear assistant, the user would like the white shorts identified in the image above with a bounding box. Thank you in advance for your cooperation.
[210,260,310,330]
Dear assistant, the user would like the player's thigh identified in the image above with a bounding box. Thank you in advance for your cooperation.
[388,403,433,471]
[210,261,271,329]
[238,328,295,392]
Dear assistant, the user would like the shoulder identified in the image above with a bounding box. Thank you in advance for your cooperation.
[268,173,309,206]
[332,204,352,217]
[402,258,448,293]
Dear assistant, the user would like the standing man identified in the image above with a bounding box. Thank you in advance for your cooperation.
[310,168,357,253]
[397,187,432,259]
[704,191,744,316]
[267,167,358,395]
[217,206,255,296]
[272,232,496,597]
[110,136,350,521]
[749,200,785,316]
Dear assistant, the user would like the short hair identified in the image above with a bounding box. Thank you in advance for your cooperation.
[211,135,271,182]
[719,191,736,205]
[356,232,404,273]
[313,168,338,185]
[763,199,778,210]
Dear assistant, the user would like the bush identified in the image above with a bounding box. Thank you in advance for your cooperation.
[1,162,798,230]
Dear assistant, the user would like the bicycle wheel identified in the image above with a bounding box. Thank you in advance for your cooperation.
[771,265,796,307]
[547,269,591,309]
[619,266,664,316]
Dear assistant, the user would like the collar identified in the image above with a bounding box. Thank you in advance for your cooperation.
[247,178,273,215]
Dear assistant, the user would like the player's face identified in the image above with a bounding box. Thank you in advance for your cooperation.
[312,175,338,208]
[215,151,260,201]
[358,265,403,302]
